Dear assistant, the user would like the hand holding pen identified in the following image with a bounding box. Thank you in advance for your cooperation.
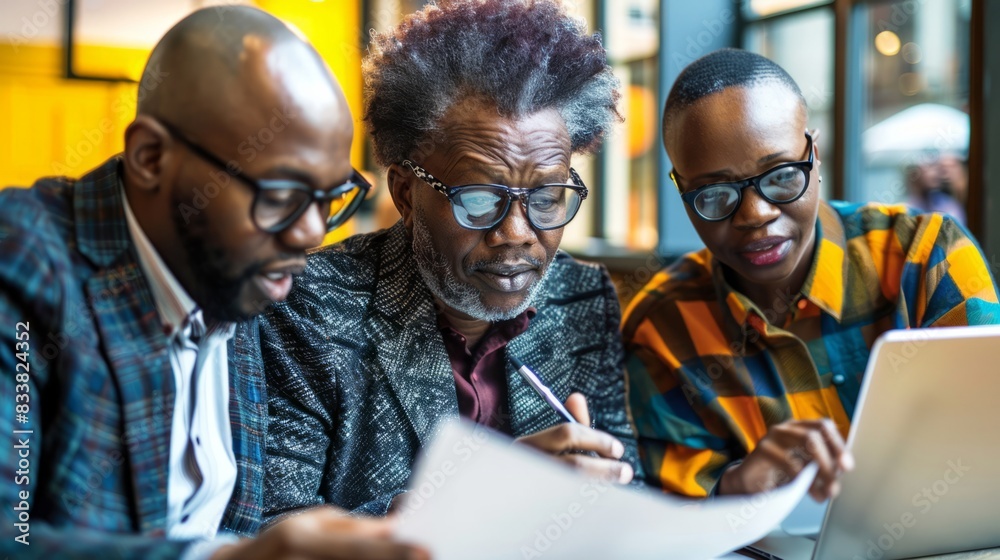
[510,355,634,484]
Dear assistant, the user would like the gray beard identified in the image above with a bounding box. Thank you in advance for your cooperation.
[411,213,549,322]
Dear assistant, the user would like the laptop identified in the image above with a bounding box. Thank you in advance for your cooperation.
[751,325,1000,560]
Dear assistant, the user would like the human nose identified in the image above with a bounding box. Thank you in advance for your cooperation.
[277,201,327,250]
[484,195,537,247]
[731,183,781,229]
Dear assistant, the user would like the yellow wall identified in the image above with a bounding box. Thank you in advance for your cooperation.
[0,1,363,242]
[0,43,139,186]
[255,0,364,166]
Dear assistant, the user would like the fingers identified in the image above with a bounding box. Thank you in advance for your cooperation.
[319,513,397,539]
[778,420,850,500]
[310,514,427,560]
[564,392,591,426]
[258,508,430,560]
[815,418,854,471]
[558,453,634,484]
[514,420,633,484]
[796,426,837,501]
[808,419,852,499]
[745,437,809,492]
[300,533,429,560]
[726,419,851,499]
[516,422,625,460]
[771,420,849,500]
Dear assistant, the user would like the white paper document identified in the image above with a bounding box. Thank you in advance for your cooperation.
[397,420,818,560]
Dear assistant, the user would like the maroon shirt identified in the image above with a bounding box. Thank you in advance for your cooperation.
[438,308,535,434]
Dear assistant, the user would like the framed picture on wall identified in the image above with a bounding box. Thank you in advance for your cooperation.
[66,0,250,82]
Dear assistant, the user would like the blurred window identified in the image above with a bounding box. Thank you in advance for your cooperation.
[744,5,836,200]
[856,0,971,225]
[362,0,661,253]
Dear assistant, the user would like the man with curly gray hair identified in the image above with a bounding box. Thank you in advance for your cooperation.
[260,0,640,520]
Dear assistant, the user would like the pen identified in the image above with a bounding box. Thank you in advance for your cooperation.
[509,355,577,424]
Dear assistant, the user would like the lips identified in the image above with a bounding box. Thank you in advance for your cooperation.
[739,236,792,267]
[253,261,306,302]
[474,262,538,293]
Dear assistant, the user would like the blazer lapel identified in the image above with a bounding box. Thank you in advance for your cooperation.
[76,157,175,535]
[506,264,599,437]
[369,224,459,446]
[220,319,266,536]
[506,315,575,436]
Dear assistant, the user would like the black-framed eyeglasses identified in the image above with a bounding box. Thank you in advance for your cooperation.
[672,132,814,222]
[159,120,371,234]
[401,160,588,231]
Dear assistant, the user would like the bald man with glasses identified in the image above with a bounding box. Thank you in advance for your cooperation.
[0,7,425,560]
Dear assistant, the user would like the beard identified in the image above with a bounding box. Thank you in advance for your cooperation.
[411,212,550,322]
[171,194,264,324]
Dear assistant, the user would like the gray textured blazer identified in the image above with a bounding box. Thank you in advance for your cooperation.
[259,221,639,520]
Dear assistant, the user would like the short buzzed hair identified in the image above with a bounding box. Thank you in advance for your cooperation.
[662,48,806,135]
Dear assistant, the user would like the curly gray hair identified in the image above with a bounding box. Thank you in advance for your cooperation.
[362,0,622,167]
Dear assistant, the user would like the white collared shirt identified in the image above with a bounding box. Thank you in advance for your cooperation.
[122,187,238,540]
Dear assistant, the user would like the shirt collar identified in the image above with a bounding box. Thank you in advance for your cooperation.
[121,181,200,339]
[437,307,536,350]
[798,201,848,321]
[713,201,849,337]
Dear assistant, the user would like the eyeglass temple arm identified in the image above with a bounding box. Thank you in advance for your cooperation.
[402,160,450,196]
[315,174,370,201]
[669,169,683,193]
[404,159,587,199]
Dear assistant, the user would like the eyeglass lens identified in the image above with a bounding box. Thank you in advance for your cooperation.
[694,166,808,219]
[451,185,582,229]
[253,181,365,232]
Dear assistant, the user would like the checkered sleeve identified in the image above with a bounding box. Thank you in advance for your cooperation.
[624,306,732,497]
[0,191,192,560]
[899,213,1000,327]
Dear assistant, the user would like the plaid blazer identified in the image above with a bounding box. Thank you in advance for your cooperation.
[0,158,266,559]
[258,221,640,520]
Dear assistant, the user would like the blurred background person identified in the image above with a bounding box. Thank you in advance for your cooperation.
[904,152,967,225]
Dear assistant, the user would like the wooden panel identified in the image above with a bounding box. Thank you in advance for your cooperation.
[967,0,984,242]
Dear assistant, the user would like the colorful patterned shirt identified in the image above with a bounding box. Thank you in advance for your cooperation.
[623,201,1000,497]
